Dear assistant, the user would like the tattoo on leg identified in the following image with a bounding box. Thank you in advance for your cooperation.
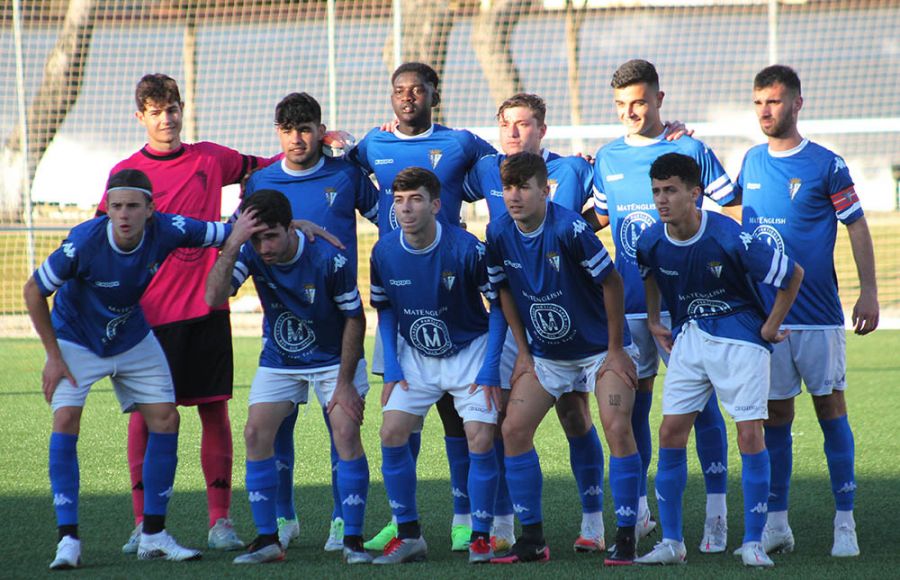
[609,394,622,407]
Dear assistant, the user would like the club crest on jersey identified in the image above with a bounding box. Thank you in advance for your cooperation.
[546,251,561,272]
[324,187,338,207]
[751,225,785,253]
[548,179,558,199]
[441,271,456,291]
[619,211,656,258]
[707,261,723,278]
[788,178,802,200]
[687,298,732,318]
[429,149,443,169]
[529,303,571,341]
[303,283,316,304]
[410,316,452,356]
[273,312,315,353]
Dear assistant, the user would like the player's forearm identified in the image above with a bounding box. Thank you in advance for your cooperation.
[594,211,610,231]
[644,274,662,326]
[601,270,627,350]
[337,314,366,387]
[765,264,804,332]
[24,277,63,360]
[205,250,239,307]
[377,308,404,383]
[499,287,529,354]
[581,207,602,232]
[847,217,878,297]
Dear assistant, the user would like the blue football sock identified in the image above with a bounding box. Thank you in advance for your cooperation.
[468,449,498,534]
[820,415,856,511]
[49,432,79,527]
[246,456,278,535]
[493,438,513,516]
[322,408,343,521]
[381,444,418,524]
[694,393,728,494]
[273,406,298,520]
[143,432,178,517]
[610,453,642,527]
[656,447,687,543]
[504,449,543,526]
[567,426,604,513]
[337,454,369,536]
[445,436,470,515]
[764,422,792,512]
[741,450,771,543]
[631,390,653,499]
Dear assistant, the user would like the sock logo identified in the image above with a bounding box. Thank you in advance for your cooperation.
[583,485,602,497]
[342,494,365,506]
[513,504,530,514]
[276,460,290,472]
[451,487,469,499]
[389,499,405,510]
[655,490,666,502]
[750,502,768,514]
[158,486,174,499]
[615,506,637,517]
[248,491,270,503]
[837,481,857,494]
[472,510,491,520]
[53,493,73,506]
[704,462,727,475]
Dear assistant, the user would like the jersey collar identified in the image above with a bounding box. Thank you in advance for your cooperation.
[400,221,442,254]
[140,145,186,161]
[515,203,549,239]
[664,209,708,247]
[280,156,325,177]
[768,138,809,158]
[394,124,435,140]
[624,127,668,147]
[106,220,146,255]
[278,230,305,265]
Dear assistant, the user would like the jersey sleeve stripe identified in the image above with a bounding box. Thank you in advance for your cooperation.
[488,272,507,284]
[362,204,378,221]
[707,182,735,202]
[762,250,781,286]
[581,247,609,269]
[37,262,64,292]
[334,289,361,304]
[231,261,249,287]
[586,254,612,278]
[202,222,226,246]
[835,202,862,221]
[336,296,363,311]
[772,253,790,287]
[593,191,609,213]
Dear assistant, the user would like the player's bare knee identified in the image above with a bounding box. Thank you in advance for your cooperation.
[658,416,691,448]
[812,390,846,421]
[736,420,765,454]
[141,404,179,433]
[464,421,495,454]
[765,397,795,426]
[379,421,410,447]
[500,417,534,454]
[556,402,592,437]
[52,407,82,435]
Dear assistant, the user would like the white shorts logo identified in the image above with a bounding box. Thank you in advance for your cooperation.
[687,299,732,318]
[752,225,785,253]
[273,312,315,354]
[529,303,571,341]
[409,316,452,356]
[619,212,656,258]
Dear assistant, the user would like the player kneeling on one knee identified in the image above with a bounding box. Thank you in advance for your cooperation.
[632,153,803,568]
[205,189,371,565]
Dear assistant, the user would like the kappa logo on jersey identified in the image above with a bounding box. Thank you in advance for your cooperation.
[171,215,187,234]
[62,242,76,258]
[583,486,602,497]
[451,487,469,498]
[687,298,732,318]
[148,261,160,275]
[441,271,456,291]
[324,187,338,207]
[333,254,348,272]
[513,504,530,514]
[489,189,503,197]
[410,316,452,356]
[834,156,847,173]
[248,491,269,503]
[546,251,560,272]
[94,280,120,288]
[303,283,316,304]
[375,158,394,165]
[429,149,443,169]
[572,220,588,237]
[707,261,723,278]
[750,502,768,514]
[660,267,679,277]
[529,303,572,341]
[751,225,785,253]
[273,312,316,354]
[746,182,762,190]
[548,179,559,199]
[615,506,637,518]
[837,481,857,494]
[503,259,522,269]
[53,494,73,506]
[606,173,624,182]
[705,462,727,475]
[389,279,412,286]
[342,494,365,506]
[788,178,802,200]
[619,211,656,258]
[158,486,174,499]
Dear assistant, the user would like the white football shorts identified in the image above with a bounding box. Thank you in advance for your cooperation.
[769,328,846,399]
[627,314,672,379]
[248,359,369,406]
[533,343,640,400]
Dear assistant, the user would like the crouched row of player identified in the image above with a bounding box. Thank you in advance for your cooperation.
[29,58,877,570]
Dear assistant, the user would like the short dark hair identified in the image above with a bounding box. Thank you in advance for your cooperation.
[754,64,802,96]
[392,167,441,201]
[497,93,546,125]
[501,151,548,190]
[240,189,292,230]
[275,92,322,129]
[135,74,182,111]
[649,153,701,190]
[106,168,153,201]
[610,59,659,90]
[391,62,440,91]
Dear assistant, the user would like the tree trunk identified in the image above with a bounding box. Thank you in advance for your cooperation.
[2,0,97,221]
[472,0,527,109]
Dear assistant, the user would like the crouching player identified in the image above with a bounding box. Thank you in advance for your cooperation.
[369,168,504,564]
[25,169,233,569]
[633,153,803,568]
[486,152,642,566]
[205,189,371,565]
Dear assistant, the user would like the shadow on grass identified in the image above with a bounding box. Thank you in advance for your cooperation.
[2,474,897,579]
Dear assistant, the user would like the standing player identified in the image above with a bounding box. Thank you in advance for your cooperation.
[347,62,497,551]
[206,190,372,565]
[369,168,504,564]
[241,91,378,552]
[26,169,233,569]
[98,74,276,553]
[593,59,737,551]
[633,152,803,568]
[736,65,878,557]
[485,152,642,566]
[463,93,608,552]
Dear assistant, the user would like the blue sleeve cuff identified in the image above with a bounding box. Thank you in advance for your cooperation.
[378,308,404,383]
[474,305,507,386]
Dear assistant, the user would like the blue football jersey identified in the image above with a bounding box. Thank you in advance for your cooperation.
[736,139,862,328]
[463,149,595,219]
[637,210,797,350]
[346,124,496,235]
[243,157,378,267]
[369,223,494,358]
[231,233,362,369]
[593,134,736,317]
[486,203,631,360]
[34,213,230,357]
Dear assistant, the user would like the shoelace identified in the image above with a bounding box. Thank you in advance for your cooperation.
[383,537,404,555]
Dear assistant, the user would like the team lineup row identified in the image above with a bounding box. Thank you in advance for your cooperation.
[28,58,878,570]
